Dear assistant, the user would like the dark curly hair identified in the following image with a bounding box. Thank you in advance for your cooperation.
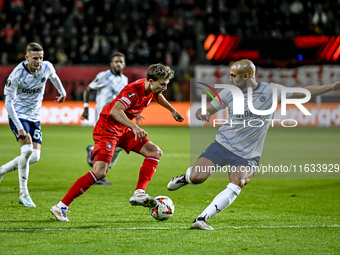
[111,52,125,61]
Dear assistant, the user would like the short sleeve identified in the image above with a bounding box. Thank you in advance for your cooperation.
[47,61,58,79]
[4,70,19,97]
[88,71,107,90]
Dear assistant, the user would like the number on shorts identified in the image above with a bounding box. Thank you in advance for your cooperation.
[247,160,256,167]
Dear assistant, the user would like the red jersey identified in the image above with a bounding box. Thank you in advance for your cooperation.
[97,78,155,130]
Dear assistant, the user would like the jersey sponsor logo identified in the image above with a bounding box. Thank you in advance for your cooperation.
[235,110,260,118]
[22,88,42,94]
[106,142,113,151]
[127,92,136,99]
[5,80,11,87]
[121,97,131,105]
[41,77,46,83]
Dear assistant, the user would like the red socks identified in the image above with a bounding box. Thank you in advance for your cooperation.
[61,171,97,206]
[61,156,159,207]
[136,156,159,191]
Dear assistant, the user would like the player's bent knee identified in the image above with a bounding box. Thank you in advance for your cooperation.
[93,169,107,180]
[155,147,163,158]
[92,161,109,180]
[229,178,251,188]
[189,174,207,184]
[21,144,33,158]
[147,145,163,158]
[29,149,41,164]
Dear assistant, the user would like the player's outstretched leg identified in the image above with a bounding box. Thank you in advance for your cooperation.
[167,167,194,190]
[0,165,5,186]
[50,170,99,222]
[0,157,19,183]
[0,149,40,185]
[191,183,242,230]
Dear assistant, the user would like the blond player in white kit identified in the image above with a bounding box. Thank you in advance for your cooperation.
[0,42,66,207]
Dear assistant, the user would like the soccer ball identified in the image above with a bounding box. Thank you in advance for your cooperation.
[150,196,175,221]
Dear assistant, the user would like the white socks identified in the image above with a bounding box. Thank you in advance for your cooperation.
[0,157,19,176]
[198,183,242,220]
[134,189,145,194]
[185,166,195,184]
[57,201,68,209]
[18,144,33,195]
[0,149,40,176]
[29,149,41,164]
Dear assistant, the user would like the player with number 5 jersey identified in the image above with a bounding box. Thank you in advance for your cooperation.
[0,42,66,208]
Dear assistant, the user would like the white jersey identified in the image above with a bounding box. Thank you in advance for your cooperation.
[89,70,128,123]
[4,60,65,123]
[211,82,293,159]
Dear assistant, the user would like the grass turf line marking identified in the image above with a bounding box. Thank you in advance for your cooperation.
[0,225,339,232]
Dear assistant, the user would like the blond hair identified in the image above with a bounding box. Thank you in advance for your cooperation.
[26,42,43,54]
[146,63,174,81]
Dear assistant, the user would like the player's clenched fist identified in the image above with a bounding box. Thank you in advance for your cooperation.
[196,108,211,122]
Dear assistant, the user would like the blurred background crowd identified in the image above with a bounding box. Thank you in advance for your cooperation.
[1,0,339,100]
[1,0,340,65]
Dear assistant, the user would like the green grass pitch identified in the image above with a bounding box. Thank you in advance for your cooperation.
[0,125,339,254]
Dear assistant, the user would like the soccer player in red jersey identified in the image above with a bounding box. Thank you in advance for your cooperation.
[50,64,184,222]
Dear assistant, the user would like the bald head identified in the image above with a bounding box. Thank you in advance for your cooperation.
[231,59,256,78]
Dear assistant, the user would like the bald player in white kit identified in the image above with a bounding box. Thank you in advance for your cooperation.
[167,59,340,230]
[0,42,66,207]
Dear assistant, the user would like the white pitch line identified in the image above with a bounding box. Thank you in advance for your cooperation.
[0,225,339,232]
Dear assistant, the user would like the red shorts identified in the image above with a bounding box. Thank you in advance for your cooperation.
[92,125,150,165]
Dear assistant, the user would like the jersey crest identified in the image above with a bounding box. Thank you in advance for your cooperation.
[106,142,113,151]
